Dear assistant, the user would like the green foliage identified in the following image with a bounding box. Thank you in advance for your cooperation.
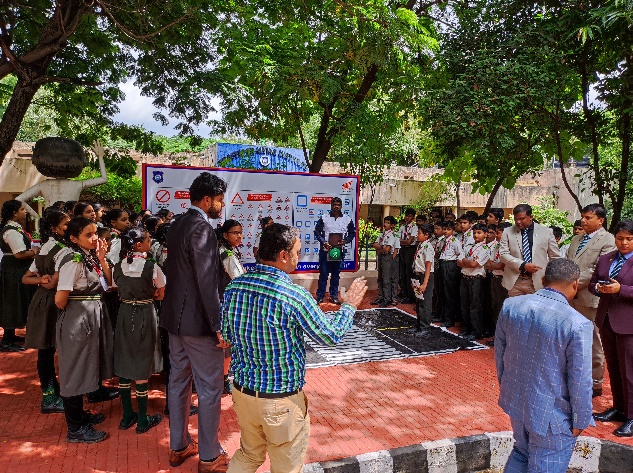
[411,179,451,216]
[359,218,381,248]
[77,168,143,212]
[530,197,573,234]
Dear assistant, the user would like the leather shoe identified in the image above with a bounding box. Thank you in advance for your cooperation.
[593,408,627,423]
[136,413,162,434]
[169,440,199,467]
[330,297,342,305]
[119,412,138,430]
[87,386,119,403]
[41,396,64,414]
[370,298,383,305]
[198,452,230,473]
[379,301,391,308]
[592,387,603,398]
[82,410,105,426]
[441,322,455,328]
[67,424,107,443]
[614,419,633,437]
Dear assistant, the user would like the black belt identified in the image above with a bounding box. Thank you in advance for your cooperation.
[233,382,301,399]
[463,275,484,279]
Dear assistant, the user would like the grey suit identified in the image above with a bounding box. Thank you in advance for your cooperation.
[160,207,225,460]
[566,228,616,387]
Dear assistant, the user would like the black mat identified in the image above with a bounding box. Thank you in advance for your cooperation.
[306,308,486,368]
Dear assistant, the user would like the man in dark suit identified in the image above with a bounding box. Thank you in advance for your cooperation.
[160,172,231,472]
[590,220,633,437]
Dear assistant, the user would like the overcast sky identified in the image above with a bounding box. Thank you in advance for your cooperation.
[113,81,221,137]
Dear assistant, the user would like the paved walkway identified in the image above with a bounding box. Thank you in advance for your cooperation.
[1,290,631,472]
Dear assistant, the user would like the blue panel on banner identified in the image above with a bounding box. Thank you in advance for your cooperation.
[216,143,309,172]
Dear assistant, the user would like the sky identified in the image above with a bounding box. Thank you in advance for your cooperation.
[113,81,221,137]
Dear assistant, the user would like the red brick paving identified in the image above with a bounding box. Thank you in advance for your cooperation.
[1,289,631,472]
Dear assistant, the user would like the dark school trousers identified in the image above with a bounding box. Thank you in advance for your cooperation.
[398,246,416,301]
[377,253,398,303]
[317,249,343,299]
[482,271,493,334]
[432,261,445,320]
[440,260,461,324]
[460,275,485,336]
[600,317,633,418]
[490,275,508,333]
[414,272,435,329]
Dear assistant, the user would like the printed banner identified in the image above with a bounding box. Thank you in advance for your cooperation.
[143,164,360,272]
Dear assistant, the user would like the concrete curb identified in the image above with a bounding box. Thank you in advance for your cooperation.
[303,432,633,473]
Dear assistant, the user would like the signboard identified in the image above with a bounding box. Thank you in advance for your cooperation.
[143,164,360,272]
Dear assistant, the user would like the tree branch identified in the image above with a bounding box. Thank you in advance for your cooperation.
[35,75,104,86]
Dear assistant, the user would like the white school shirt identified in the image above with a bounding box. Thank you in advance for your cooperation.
[413,241,435,274]
[28,239,66,273]
[488,241,504,276]
[399,222,417,247]
[461,228,475,247]
[376,230,398,255]
[111,252,166,289]
[57,249,103,291]
[2,221,28,254]
[106,231,122,264]
[459,241,490,277]
[440,236,462,261]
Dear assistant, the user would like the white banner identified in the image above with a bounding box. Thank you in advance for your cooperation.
[143,164,360,272]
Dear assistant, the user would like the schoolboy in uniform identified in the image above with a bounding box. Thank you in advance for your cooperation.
[398,208,417,303]
[373,216,399,308]
[481,224,498,336]
[439,221,462,328]
[485,221,511,345]
[457,223,490,340]
[458,214,475,247]
[412,224,435,334]
[431,222,446,322]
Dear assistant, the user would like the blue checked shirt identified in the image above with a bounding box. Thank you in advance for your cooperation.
[221,264,355,393]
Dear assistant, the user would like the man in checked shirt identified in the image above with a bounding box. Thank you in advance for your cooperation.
[221,223,367,473]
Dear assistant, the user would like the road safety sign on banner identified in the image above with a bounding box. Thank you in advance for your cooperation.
[143,164,360,272]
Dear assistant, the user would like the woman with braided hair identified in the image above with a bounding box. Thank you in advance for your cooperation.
[0,200,38,351]
[55,216,114,443]
[22,208,70,413]
[112,226,165,434]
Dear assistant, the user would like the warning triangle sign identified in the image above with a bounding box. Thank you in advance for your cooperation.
[231,193,244,205]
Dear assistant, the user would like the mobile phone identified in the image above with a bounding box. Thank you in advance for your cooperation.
[598,280,612,285]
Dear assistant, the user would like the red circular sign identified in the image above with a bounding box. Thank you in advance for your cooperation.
[156,190,170,203]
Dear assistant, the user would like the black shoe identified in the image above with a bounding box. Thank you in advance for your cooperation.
[379,301,391,308]
[119,412,138,430]
[223,379,233,395]
[82,410,105,426]
[316,296,324,304]
[0,341,26,352]
[593,408,627,423]
[67,424,107,444]
[462,333,477,341]
[370,298,383,305]
[41,396,64,414]
[87,386,119,403]
[592,387,603,398]
[442,322,455,328]
[330,297,342,305]
[431,317,444,323]
[136,413,162,434]
[614,419,633,437]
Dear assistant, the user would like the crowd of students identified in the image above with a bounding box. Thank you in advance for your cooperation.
[372,208,521,342]
[0,199,247,443]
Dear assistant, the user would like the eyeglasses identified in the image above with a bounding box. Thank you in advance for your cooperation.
[227,231,243,236]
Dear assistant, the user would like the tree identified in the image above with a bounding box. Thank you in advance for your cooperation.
[209,0,439,173]
[0,0,224,165]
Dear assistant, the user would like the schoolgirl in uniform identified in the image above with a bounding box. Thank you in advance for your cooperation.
[218,219,245,394]
[104,208,130,264]
[73,202,96,221]
[22,209,70,413]
[93,203,107,228]
[113,226,165,433]
[55,216,114,443]
[152,223,170,267]
[0,200,38,351]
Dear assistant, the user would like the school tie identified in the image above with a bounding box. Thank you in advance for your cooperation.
[609,253,626,280]
[521,229,532,263]
[575,234,590,256]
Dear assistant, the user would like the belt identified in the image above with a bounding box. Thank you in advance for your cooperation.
[233,382,301,399]
[492,274,503,279]
[120,299,154,305]
[68,295,101,301]
[462,275,484,279]
[518,274,532,279]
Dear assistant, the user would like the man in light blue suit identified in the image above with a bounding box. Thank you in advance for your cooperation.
[495,258,594,473]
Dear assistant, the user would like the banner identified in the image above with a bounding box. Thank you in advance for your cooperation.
[143,164,360,272]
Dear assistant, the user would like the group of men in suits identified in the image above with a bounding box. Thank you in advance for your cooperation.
[496,203,633,472]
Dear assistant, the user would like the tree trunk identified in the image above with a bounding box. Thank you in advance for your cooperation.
[483,176,504,215]
[553,107,583,213]
[455,178,461,215]
[580,43,603,206]
[610,110,631,232]
[310,109,333,173]
[0,80,41,161]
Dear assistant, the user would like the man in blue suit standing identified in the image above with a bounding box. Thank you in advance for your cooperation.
[495,258,594,473]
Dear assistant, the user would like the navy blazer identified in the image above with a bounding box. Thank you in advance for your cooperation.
[495,289,594,435]
[160,208,221,337]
